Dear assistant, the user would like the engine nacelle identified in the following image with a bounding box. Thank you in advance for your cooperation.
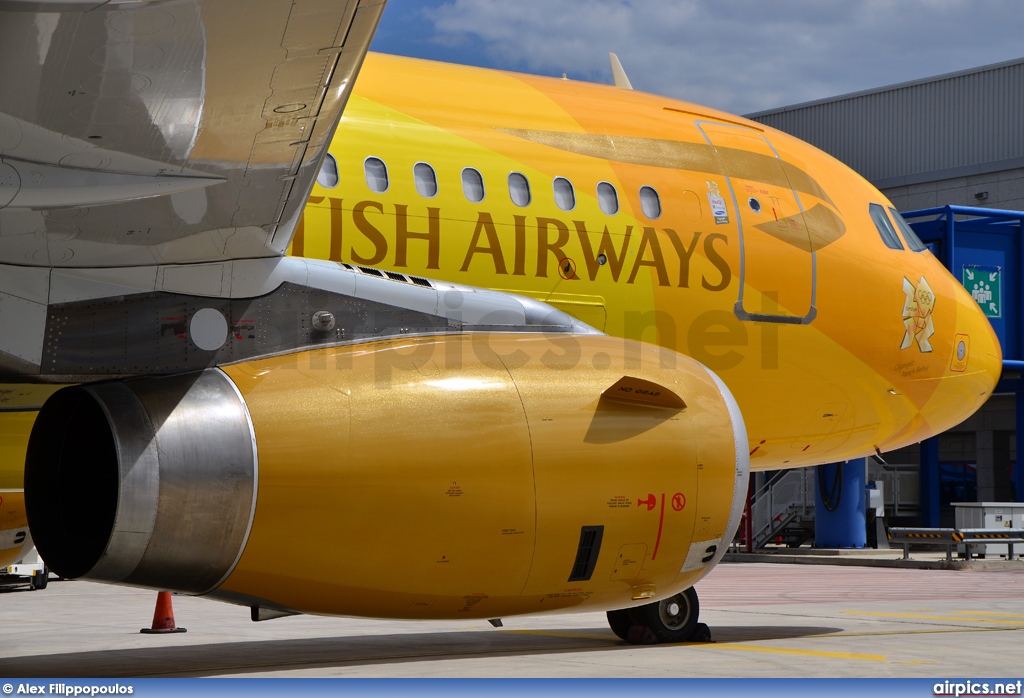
[26,333,748,619]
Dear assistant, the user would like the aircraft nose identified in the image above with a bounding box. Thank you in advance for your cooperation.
[954,283,1002,396]
[887,265,1003,451]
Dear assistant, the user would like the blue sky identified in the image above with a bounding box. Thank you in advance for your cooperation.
[370,0,484,67]
[370,1,1024,115]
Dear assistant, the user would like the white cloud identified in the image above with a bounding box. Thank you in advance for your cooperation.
[422,0,1024,114]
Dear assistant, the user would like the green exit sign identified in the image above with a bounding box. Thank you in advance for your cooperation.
[962,265,1001,318]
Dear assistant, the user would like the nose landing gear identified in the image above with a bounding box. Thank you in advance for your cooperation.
[607,586,710,644]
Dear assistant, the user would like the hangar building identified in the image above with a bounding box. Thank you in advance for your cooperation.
[748,57,1024,212]
[747,58,1024,528]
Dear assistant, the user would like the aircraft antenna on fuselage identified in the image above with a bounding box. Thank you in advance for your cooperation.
[609,52,634,90]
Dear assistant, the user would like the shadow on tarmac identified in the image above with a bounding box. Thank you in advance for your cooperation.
[1,625,843,677]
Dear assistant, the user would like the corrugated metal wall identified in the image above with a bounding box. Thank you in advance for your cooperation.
[747,59,1024,184]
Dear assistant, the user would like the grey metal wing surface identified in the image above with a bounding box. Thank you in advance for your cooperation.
[0,0,386,268]
[0,0,599,382]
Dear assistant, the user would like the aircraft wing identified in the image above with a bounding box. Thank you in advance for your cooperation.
[0,0,386,268]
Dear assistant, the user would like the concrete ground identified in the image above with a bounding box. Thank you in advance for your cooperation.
[1,560,1023,678]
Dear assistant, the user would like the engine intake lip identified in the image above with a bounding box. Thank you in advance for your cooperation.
[25,369,258,594]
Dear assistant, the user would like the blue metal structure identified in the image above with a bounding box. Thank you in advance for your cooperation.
[814,459,867,548]
[903,206,1024,523]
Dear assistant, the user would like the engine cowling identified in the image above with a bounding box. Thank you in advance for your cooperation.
[26,333,748,619]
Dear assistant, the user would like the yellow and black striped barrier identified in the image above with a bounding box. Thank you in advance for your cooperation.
[958,528,1024,560]
[887,527,960,561]
[887,527,1024,561]
[894,530,963,542]
[962,530,1022,540]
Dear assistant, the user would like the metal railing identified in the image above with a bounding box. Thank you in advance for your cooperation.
[750,468,815,547]
[887,527,1024,560]
[960,529,1024,559]
[872,463,920,516]
[887,527,961,561]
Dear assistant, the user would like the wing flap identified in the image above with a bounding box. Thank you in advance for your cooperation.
[0,159,222,209]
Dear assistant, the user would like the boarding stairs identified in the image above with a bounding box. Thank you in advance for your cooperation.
[749,468,816,548]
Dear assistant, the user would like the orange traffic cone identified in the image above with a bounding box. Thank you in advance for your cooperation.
[140,591,187,634]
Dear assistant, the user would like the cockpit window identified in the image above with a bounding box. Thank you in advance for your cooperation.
[869,203,903,250]
[889,207,928,253]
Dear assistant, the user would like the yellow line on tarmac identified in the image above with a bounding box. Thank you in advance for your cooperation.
[713,644,887,662]
[833,626,1020,638]
[947,611,1024,619]
[842,611,1024,625]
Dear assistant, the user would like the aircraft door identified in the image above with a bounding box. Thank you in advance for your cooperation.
[697,122,817,324]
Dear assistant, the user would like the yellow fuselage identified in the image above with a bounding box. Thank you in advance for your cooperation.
[294,53,1000,471]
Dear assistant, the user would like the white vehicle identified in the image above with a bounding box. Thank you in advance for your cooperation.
[2,544,49,591]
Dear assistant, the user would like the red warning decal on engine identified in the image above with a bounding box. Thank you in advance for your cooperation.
[672,493,686,511]
[652,493,666,560]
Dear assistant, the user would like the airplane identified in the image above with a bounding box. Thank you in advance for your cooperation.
[0,0,1000,643]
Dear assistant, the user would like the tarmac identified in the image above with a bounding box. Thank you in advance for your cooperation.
[1,551,1023,678]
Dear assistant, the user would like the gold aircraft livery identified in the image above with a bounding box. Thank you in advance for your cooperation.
[0,0,1000,642]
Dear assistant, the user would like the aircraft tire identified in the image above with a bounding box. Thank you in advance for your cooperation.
[628,586,699,643]
[606,608,632,640]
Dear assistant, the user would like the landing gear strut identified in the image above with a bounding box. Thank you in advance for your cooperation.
[606,586,710,644]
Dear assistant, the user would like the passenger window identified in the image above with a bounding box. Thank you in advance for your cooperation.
[597,181,619,215]
[869,203,903,250]
[317,153,339,189]
[508,172,531,207]
[889,207,927,252]
[364,157,389,194]
[553,177,575,211]
[462,167,485,203]
[639,185,661,219]
[414,162,438,198]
